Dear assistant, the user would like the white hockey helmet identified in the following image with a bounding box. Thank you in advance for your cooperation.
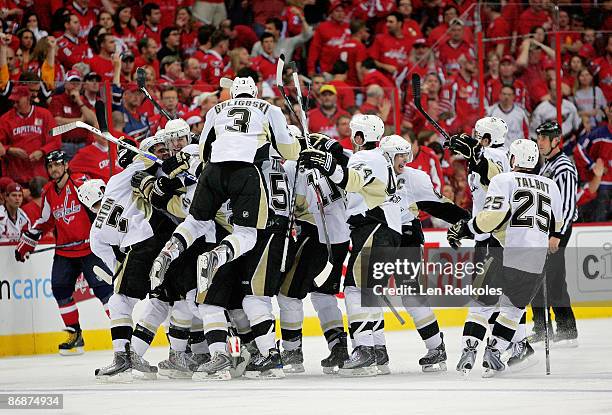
[380,134,413,163]
[230,76,258,99]
[288,124,303,140]
[350,114,385,146]
[77,179,106,213]
[509,138,539,169]
[140,129,167,153]
[165,118,191,154]
[474,116,508,146]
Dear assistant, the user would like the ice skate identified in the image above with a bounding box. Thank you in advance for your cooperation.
[419,333,447,373]
[482,338,505,378]
[193,352,233,381]
[130,351,157,380]
[553,328,578,348]
[506,339,537,371]
[59,328,84,356]
[158,349,193,379]
[187,353,211,372]
[456,339,478,376]
[95,344,132,383]
[338,346,377,377]
[374,345,390,375]
[244,348,285,379]
[281,347,305,374]
[528,320,554,344]
[321,333,349,375]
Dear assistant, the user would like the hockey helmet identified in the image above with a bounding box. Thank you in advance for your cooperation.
[230,76,258,99]
[141,129,168,153]
[117,138,138,168]
[45,150,67,165]
[535,120,562,139]
[509,138,539,169]
[350,114,385,146]
[474,116,508,146]
[165,118,191,154]
[380,134,413,163]
[77,179,106,213]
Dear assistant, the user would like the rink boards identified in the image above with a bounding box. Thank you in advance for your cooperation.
[2,224,611,357]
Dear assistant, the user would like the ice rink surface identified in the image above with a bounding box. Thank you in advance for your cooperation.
[1,318,611,415]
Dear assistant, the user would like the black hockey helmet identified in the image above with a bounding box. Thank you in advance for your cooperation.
[45,150,67,165]
[117,138,138,168]
[535,120,561,139]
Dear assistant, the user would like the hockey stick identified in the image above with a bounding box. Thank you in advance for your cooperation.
[291,68,333,286]
[275,54,305,130]
[411,73,451,142]
[136,67,173,121]
[542,272,551,375]
[31,239,89,254]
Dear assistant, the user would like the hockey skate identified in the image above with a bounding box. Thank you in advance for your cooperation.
[196,247,229,298]
[374,345,390,375]
[130,351,157,380]
[321,333,349,375]
[158,349,194,379]
[338,346,377,377]
[244,348,285,379]
[553,328,578,348]
[193,352,233,381]
[187,352,211,372]
[505,339,537,371]
[281,347,305,374]
[419,333,447,373]
[528,320,554,344]
[482,338,505,378]
[59,328,84,356]
[456,339,478,377]
[95,344,132,383]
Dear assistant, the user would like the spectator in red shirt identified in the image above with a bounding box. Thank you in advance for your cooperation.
[307,1,350,76]
[157,26,182,63]
[369,11,415,82]
[339,19,369,87]
[119,51,135,84]
[49,70,97,159]
[336,114,352,150]
[176,7,201,57]
[112,5,138,54]
[361,57,396,93]
[220,19,258,53]
[395,0,423,40]
[329,60,356,114]
[483,2,511,57]
[0,86,59,185]
[486,55,528,109]
[359,84,392,124]
[20,176,48,227]
[593,36,612,102]
[516,37,556,109]
[81,71,101,110]
[69,134,121,182]
[444,54,480,134]
[250,32,277,85]
[150,86,188,131]
[57,13,88,70]
[517,0,552,36]
[308,84,349,140]
[438,18,475,77]
[134,37,160,79]
[428,6,473,47]
[86,33,116,82]
[200,31,230,87]
[136,3,162,46]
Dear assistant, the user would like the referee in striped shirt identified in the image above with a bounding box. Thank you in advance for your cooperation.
[531,121,578,344]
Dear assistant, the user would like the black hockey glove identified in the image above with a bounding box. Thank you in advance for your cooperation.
[131,171,156,199]
[299,148,337,177]
[445,133,482,164]
[161,152,191,178]
[447,219,474,250]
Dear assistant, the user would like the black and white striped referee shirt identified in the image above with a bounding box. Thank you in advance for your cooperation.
[539,151,578,236]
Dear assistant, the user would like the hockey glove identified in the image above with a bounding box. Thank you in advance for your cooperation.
[445,133,482,163]
[446,219,474,250]
[15,230,41,262]
[299,148,337,177]
[131,171,156,199]
[161,152,191,178]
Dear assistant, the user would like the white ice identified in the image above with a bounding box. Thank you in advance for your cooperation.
[1,319,611,415]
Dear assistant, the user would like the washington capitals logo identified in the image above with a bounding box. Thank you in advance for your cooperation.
[53,186,81,224]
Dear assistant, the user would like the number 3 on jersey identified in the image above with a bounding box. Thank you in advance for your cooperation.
[225,108,251,133]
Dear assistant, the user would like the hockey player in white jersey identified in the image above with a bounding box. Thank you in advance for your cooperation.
[279,128,351,374]
[380,135,470,372]
[300,114,401,376]
[447,139,563,377]
[91,134,175,382]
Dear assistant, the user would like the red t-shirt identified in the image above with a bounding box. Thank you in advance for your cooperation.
[69,142,122,182]
[57,33,88,70]
[86,55,114,82]
[307,107,349,140]
[32,175,92,257]
[48,93,93,144]
[198,50,227,87]
[485,77,528,109]
[307,20,350,74]
[438,40,475,76]
[135,24,161,46]
[486,15,511,56]
[443,73,480,133]
[517,8,551,36]
[0,107,60,185]
[250,54,277,84]
[231,25,259,53]
[339,38,368,87]
[368,33,414,78]
[66,2,97,41]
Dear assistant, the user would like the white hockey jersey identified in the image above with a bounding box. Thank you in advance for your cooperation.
[396,167,446,225]
[0,205,30,242]
[200,98,300,163]
[468,146,510,241]
[284,160,350,244]
[344,148,401,234]
[261,149,290,218]
[470,172,563,274]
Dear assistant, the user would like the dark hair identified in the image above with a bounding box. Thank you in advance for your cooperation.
[259,31,275,43]
[88,25,105,53]
[50,8,70,34]
[63,13,77,29]
[443,5,459,16]
[113,5,136,36]
[332,60,349,75]
[142,3,161,19]
[237,67,259,83]
[19,71,41,82]
[28,176,47,198]
[138,37,153,53]
[17,28,36,52]
[210,30,229,48]
[20,11,39,30]
[387,11,404,23]
[96,32,113,51]
[161,26,179,46]
[198,24,215,46]
[350,19,365,35]
[161,86,178,96]
[486,1,502,13]
[265,17,283,32]
[362,57,376,70]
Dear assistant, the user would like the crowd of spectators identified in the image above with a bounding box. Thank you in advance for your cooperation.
[0,0,610,241]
